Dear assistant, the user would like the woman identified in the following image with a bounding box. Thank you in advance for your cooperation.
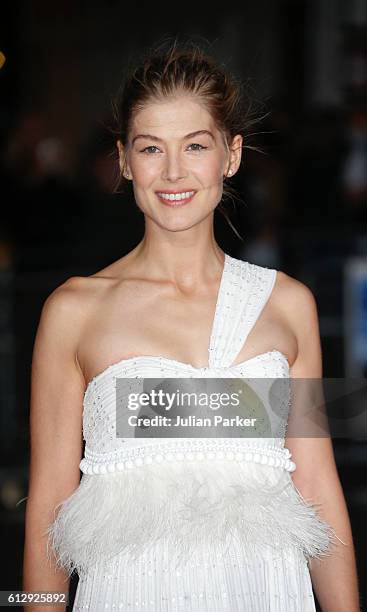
[23,41,360,611]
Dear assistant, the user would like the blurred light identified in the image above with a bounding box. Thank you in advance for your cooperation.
[0,51,5,69]
[0,479,24,510]
[35,137,66,174]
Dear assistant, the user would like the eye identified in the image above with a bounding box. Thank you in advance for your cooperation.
[140,145,161,154]
[187,143,207,151]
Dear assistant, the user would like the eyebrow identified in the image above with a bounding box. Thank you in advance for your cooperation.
[131,130,216,146]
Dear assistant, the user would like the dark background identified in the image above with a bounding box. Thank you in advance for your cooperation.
[0,1,366,609]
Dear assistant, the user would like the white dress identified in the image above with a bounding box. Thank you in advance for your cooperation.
[47,254,338,611]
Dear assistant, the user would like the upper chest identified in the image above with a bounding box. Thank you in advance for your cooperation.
[77,257,297,382]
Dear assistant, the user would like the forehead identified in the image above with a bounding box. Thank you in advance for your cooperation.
[130,95,218,138]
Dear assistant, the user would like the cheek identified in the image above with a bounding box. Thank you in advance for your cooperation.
[130,161,157,185]
[187,155,224,182]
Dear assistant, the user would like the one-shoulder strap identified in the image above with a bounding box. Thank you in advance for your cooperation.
[208,255,277,368]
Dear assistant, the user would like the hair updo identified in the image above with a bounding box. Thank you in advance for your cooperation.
[112,38,264,238]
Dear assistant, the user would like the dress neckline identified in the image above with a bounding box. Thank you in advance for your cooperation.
[84,349,290,396]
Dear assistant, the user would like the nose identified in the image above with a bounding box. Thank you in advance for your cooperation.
[161,150,187,182]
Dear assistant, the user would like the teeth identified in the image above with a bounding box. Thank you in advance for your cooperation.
[157,191,194,201]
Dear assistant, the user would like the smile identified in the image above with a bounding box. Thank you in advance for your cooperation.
[156,191,196,206]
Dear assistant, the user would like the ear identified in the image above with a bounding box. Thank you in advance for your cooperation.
[117,140,132,179]
[225,134,243,178]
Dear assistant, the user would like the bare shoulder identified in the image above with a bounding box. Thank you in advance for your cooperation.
[31,275,114,390]
[273,270,319,333]
[39,250,137,347]
[38,275,109,345]
[271,269,320,353]
[273,270,322,375]
[44,272,114,312]
[42,276,91,321]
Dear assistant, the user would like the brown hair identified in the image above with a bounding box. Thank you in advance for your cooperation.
[112,37,266,240]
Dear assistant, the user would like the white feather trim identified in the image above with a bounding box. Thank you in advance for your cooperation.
[46,459,341,577]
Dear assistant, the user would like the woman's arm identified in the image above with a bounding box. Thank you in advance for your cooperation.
[23,278,87,611]
[284,279,361,612]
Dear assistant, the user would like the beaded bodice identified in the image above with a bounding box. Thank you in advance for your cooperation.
[80,254,294,475]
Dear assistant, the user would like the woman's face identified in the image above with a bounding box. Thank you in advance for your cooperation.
[118,94,242,232]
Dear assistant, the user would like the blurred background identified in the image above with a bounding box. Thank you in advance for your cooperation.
[1,0,367,609]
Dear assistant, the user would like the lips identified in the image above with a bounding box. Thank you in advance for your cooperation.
[155,190,196,206]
